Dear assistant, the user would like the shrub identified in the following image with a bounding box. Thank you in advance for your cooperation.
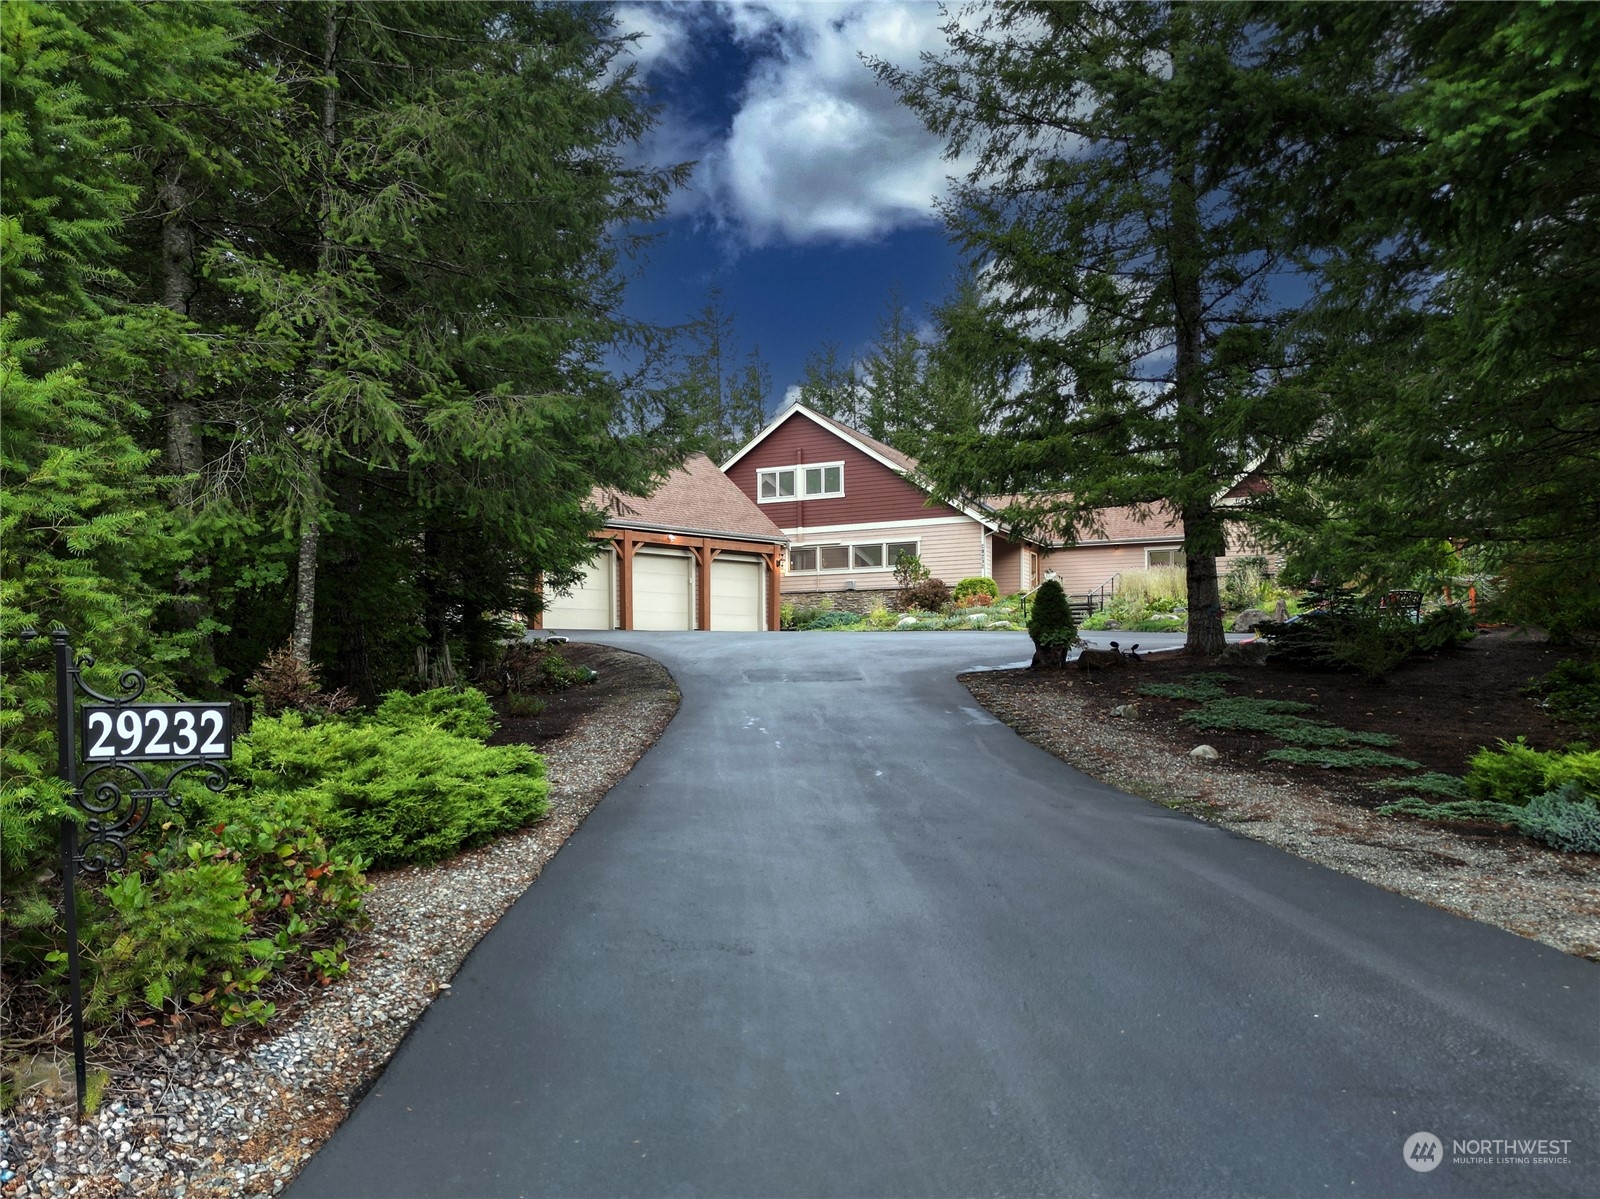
[1221,556,1271,611]
[1178,697,1398,747]
[246,640,356,718]
[864,603,899,630]
[901,577,952,613]
[375,687,497,740]
[1139,673,1235,703]
[1361,772,1471,800]
[780,600,796,630]
[537,649,597,691]
[1416,605,1475,652]
[787,598,834,629]
[795,610,861,630]
[507,693,547,718]
[1254,583,1419,680]
[1466,738,1600,805]
[1380,782,1600,854]
[1026,579,1077,656]
[1515,784,1600,853]
[233,709,550,868]
[1526,659,1600,733]
[953,577,999,602]
[1264,747,1422,770]
[893,551,930,589]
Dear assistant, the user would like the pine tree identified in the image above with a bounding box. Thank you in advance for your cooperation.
[796,340,863,425]
[873,2,1315,655]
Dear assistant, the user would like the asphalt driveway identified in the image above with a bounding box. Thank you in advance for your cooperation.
[290,631,1598,1198]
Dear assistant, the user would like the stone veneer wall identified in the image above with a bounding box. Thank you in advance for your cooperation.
[784,588,888,616]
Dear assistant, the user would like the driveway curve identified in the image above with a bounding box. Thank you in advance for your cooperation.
[290,631,1598,1198]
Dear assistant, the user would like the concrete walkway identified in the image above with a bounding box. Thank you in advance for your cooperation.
[290,632,1598,1198]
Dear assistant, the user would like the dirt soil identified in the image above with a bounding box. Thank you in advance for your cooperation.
[1004,628,1588,814]
[486,641,657,748]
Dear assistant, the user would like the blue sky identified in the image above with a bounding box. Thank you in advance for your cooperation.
[610,1,965,412]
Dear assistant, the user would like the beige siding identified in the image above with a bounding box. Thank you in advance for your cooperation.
[780,519,986,594]
[1042,545,1157,596]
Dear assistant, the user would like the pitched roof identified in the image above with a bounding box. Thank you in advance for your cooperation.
[594,454,786,543]
[804,409,919,473]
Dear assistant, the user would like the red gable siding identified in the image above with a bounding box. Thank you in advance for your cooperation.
[731,412,961,526]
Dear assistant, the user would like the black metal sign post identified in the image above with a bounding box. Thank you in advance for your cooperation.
[21,629,232,1117]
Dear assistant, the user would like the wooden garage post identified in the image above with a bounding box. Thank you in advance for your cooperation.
[619,531,637,630]
[696,545,723,631]
[766,547,782,632]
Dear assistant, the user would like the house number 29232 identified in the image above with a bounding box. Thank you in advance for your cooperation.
[81,704,233,762]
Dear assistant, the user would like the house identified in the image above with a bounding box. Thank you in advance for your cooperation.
[720,403,1053,611]
[721,402,1274,609]
[539,454,787,631]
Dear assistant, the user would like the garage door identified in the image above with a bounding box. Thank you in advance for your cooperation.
[542,552,614,630]
[632,549,693,630]
[710,555,764,631]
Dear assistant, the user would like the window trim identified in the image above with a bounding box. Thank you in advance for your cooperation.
[802,461,845,499]
[786,538,919,574]
[756,466,797,503]
[1146,546,1187,569]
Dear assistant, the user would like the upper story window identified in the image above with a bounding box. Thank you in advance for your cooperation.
[758,462,844,503]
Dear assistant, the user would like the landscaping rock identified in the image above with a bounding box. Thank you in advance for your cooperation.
[1233,608,1271,632]
[1190,744,1220,760]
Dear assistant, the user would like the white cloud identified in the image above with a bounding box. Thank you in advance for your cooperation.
[615,2,965,246]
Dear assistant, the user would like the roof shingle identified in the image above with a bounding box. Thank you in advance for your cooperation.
[595,454,786,543]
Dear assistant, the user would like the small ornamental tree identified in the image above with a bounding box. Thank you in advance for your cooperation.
[1027,579,1077,669]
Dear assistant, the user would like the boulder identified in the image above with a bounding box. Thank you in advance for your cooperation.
[1190,744,1219,761]
[1233,608,1271,632]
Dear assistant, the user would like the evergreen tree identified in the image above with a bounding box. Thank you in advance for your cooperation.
[858,289,926,446]
[795,340,863,425]
[873,2,1314,654]
[673,287,770,463]
[1262,2,1600,623]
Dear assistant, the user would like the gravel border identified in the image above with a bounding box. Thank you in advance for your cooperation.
[1,647,678,1199]
[961,670,1600,960]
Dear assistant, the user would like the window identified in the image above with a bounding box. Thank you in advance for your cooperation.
[758,467,796,502]
[1147,547,1186,568]
[804,463,844,498]
[852,544,883,568]
[786,539,920,574]
[758,462,843,503]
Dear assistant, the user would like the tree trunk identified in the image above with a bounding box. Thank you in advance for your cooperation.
[1166,10,1227,658]
[156,164,220,686]
[292,2,343,666]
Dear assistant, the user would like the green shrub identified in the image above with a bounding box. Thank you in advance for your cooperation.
[787,598,834,629]
[1221,556,1272,611]
[507,693,547,718]
[1526,659,1600,733]
[234,711,549,868]
[1027,579,1077,655]
[535,650,597,691]
[1514,784,1600,854]
[893,551,930,589]
[864,603,899,630]
[1466,737,1600,805]
[1255,583,1418,680]
[84,860,251,1020]
[1416,605,1475,653]
[953,577,999,602]
[376,687,497,740]
[1179,698,1398,747]
[780,600,797,630]
[1264,747,1422,770]
[1139,673,1235,703]
[1380,782,1600,854]
[1361,772,1471,800]
[795,610,861,630]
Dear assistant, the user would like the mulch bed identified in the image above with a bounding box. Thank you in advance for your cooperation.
[986,627,1591,818]
[485,641,659,748]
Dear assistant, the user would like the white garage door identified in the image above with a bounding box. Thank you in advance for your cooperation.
[632,549,693,630]
[710,555,764,631]
[542,552,614,630]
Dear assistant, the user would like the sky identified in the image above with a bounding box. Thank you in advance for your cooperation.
[609,0,965,414]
